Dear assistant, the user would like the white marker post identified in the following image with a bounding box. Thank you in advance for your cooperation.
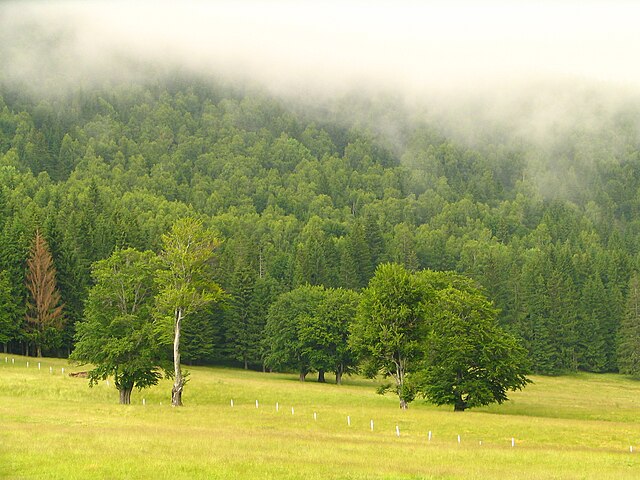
[26,361,29,368]
[347,416,351,427]
[396,425,400,437]
[428,431,432,442]
[38,362,41,370]
[457,434,461,445]
[142,398,146,406]
[230,399,234,407]
[12,358,14,364]
[370,420,374,432]
[255,400,259,409]
[49,366,52,374]
[291,407,295,415]
[630,445,634,453]
[276,402,279,412]
[106,379,110,387]
[511,438,515,448]
[61,367,65,375]
[4,357,7,363]
[313,412,317,421]
[479,440,483,446]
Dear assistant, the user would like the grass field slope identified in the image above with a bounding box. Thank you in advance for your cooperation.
[2,355,640,479]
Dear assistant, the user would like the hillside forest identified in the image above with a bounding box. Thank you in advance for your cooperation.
[1,77,640,377]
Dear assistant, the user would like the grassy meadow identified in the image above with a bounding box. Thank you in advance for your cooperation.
[1,355,640,479]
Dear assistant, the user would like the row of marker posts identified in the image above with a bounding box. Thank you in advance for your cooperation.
[4,356,154,407]
[5,357,64,375]
[229,398,524,445]
[230,398,640,452]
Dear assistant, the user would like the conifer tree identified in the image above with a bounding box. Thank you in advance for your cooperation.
[25,230,64,357]
[617,273,640,376]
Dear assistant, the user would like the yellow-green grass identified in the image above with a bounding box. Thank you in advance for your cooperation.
[1,355,640,479]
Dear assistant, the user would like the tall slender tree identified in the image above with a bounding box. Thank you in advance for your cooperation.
[617,273,640,376]
[156,218,224,406]
[25,230,64,357]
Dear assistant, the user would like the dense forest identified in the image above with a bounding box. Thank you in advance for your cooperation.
[1,75,640,376]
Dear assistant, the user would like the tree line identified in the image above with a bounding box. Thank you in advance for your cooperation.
[1,77,640,380]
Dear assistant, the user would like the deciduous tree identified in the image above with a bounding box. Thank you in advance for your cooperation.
[156,218,224,406]
[350,263,430,409]
[71,248,163,404]
[419,275,530,411]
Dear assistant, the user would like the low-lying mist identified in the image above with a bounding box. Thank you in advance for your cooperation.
[2,1,639,158]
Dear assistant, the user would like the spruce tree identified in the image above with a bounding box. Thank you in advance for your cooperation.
[25,230,64,357]
[617,273,640,376]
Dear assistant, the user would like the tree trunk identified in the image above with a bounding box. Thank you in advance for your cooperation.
[244,357,248,370]
[335,363,345,385]
[395,357,407,409]
[454,371,466,411]
[317,369,325,383]
[119,387,133,405]
[37,345,42,358]
[172,307,184,407]
[3,343,6,353]
[299,371,306,382]
[454,393,467,412]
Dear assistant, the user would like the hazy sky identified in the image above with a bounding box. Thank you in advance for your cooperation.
[2,0,640,97]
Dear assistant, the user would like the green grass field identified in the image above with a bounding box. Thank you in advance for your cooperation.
[1,355,640,479]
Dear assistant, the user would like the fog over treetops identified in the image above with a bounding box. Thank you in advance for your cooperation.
[2,2,639,107]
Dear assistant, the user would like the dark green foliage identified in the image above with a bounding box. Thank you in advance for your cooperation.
[420,279,530,411]
[0,79,639,377]
[0,270,20,348]
[263,285,325,380]
[264,284,358,382]
[617,273,640,376]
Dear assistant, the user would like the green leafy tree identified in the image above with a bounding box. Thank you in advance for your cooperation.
[350,263,430,409]
[420,277,530,411]
[71,248,162,404]
[263,285,324,381]
[307,287,360,384]
[156,218,224,406]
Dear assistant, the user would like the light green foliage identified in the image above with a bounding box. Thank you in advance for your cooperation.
[155,217,225,405]
[351,263,430,408]
[156,218,224,320]
[70,248,162,403]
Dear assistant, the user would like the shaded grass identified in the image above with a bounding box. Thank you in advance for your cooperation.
[1,355,640,479]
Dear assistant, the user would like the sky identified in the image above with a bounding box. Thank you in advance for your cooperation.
[2,1,639,93]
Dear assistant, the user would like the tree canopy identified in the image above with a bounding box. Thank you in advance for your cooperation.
[70,248,163,404]
[0,78,639,378]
